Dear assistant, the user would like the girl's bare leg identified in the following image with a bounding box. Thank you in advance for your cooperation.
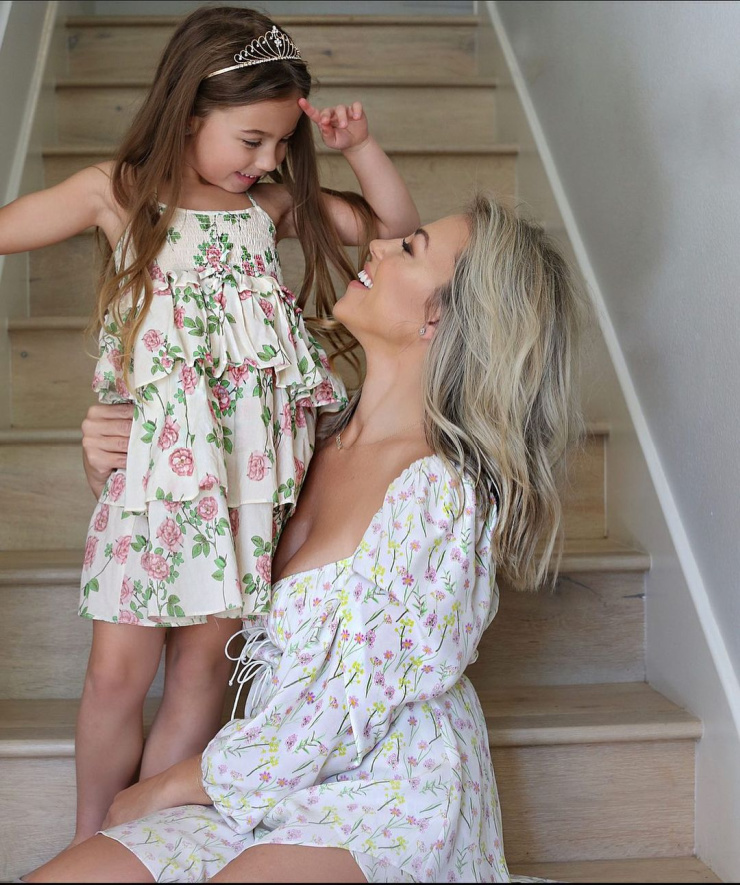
[212,844,367,883]
[72,621,166,845]
[23,835,153,883]
[139,616,234,779]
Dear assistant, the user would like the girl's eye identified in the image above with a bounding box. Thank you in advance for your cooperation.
[401,238,412,255]
[242,140,261,148]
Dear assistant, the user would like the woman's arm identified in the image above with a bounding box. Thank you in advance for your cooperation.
[280,98,420,244]
[103,754,210,828]
[81,403,134,498]
[0,163,121,254]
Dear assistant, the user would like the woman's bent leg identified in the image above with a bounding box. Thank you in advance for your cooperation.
[73,621,166,844]
[23,835,153,883]
[139,616,234,779]
[211,844,367,883]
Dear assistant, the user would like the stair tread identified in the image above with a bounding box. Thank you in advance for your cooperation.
[57,75,499,89]
[0,537,646,586]
[43,142,520,157]
[67,15,482,28]
[479,682,701,746]
[0,683,699,757]
[508,856,721,883]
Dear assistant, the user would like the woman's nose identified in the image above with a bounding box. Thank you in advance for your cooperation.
[369,238,390,260]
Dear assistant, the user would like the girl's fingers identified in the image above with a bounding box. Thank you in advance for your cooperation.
[298,97,321,122]
[350,101,363,120]
[334,105,349,128]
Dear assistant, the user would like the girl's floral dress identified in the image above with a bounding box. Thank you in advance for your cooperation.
[102,456,515,883]
[79,197,346,626]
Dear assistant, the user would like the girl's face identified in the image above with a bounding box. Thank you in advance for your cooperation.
[334,214,469,351]
[185,95,303,192]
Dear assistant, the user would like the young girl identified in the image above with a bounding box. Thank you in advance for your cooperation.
[0,5,419,844]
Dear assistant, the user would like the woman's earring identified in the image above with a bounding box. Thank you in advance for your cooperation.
[419,326,426,336]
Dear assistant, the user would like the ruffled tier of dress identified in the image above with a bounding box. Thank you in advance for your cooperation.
[81,248,346,625]
[92,258,346,514]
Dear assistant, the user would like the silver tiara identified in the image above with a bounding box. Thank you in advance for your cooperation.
[206,26,305,78]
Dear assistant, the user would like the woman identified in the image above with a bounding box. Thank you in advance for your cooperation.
[26,195,584,883]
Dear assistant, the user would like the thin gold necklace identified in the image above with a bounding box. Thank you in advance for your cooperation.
[335,420,423,451]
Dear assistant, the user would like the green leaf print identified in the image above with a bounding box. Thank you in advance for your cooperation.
[194,214,213,231]
[184,316,206,337]
[256,344,277,361]
[82,578,99,598]
[166,227,182,245]
[166,595,185,617]
[131,535,148,553]
[141,420,157,444]
[297,356,309,375]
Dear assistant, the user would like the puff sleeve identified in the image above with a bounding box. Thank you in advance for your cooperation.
[201,456,499,833]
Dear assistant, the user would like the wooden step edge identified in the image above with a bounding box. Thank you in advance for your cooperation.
[487,713,702,747]
[0,693,701,761]
[0,540,646,587]
[482,682,702,748]
[0,429,82,445]
[43,143,520,158]
[507,856,722,883]
[66,15,482,28]
[0,411,607,437]
[0,738,76,758]
[57,76,499,89]
[8,317,89,332]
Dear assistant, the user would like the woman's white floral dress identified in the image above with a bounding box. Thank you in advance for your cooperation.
[103,456,515,883]
[80,198,346,626]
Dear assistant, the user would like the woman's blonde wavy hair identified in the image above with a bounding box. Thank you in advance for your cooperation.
[424,193,587,591]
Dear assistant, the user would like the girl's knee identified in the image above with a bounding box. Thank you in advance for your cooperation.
[84,648,162,699]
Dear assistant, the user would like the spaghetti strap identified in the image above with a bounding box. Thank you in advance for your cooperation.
[245,191,259,209]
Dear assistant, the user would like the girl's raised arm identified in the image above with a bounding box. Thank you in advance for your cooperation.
[0,163,119,255]
[296,98,420,244]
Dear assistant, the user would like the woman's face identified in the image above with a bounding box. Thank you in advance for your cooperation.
[334,214,469,350]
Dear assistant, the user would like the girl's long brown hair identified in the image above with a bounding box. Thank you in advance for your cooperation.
[98,5,373,375]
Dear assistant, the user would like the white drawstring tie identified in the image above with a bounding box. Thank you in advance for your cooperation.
[225,624,278,721]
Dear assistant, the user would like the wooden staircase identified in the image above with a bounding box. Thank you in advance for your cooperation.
[0,12,720,883]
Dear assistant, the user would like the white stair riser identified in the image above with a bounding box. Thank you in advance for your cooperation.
[495,739,695,863]
[0,566,638,700]
[0,735,694,880]
[472,569,645,688]
[66,22,483,80]
[57,84,498,149]
[41,151,517,218]
[0,582,165,700]
[0,434,604,550]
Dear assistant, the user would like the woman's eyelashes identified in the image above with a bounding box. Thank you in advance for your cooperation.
[401,238,413,255]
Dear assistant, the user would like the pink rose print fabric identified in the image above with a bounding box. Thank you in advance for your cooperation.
[80,198,346,626]
[103,458,517,883]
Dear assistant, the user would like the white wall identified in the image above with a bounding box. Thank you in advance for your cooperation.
[490,1,740,877]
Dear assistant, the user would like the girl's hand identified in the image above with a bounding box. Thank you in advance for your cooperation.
[299,97,370,153]
[102,756,210,829]
[81,403,133,498]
